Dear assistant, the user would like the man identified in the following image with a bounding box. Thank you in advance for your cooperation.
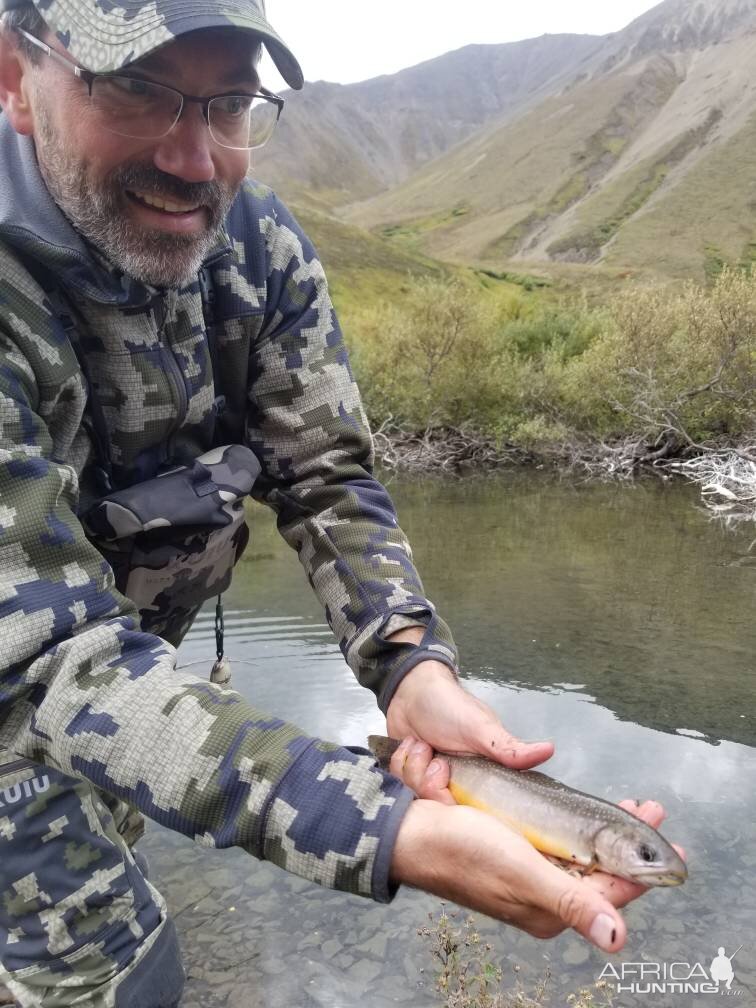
[0,1,670,1004]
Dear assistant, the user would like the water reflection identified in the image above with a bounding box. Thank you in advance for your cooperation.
[152,474,756,1006]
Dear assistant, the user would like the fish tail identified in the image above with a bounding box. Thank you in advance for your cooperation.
[367,735,401,770]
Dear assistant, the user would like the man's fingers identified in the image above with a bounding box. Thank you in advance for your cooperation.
[417,758,455,804]
[388,736,455,804]
[540,869,627,953]
[388,736,415,778]
[583,869,650,906]
[618,798,665,828]
[519,851,627,951]
[479,730,554,770]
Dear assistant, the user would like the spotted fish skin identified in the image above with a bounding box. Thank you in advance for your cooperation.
[368,736,687,887]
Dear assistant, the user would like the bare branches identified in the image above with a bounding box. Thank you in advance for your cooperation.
[667,452,756,525]
[373,420,756,526]
[372,421,530,475]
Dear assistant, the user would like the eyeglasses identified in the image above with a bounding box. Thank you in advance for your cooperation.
[15,28,284,150]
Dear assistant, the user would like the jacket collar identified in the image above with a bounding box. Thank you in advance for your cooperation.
[0,115,233,307]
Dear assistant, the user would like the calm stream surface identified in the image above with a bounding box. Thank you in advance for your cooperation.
[141,473,756,1007]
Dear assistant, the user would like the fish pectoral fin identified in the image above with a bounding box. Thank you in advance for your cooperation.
[543,854,590,879]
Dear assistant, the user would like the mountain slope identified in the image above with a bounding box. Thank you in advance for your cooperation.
[599,0,756,62]
[345,53,684,255]
[253,34,603,208]
[336,0,756,278]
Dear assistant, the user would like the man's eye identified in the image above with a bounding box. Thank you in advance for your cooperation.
[109,77,161,98]
[215,96,253,116]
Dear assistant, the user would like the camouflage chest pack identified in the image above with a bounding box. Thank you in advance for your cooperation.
[38,263,262,648]
[83,444,260,645]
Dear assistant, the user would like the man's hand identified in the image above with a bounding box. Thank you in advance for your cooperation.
[384,636,685,952]
[390,795,684,953]
[385,641,554,804]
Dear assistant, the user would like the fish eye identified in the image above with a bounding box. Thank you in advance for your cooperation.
[639,843,657,863]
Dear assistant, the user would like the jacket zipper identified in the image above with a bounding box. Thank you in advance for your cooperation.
[163,348,189,429]
[0,757,35,776]
[156,292,189,459]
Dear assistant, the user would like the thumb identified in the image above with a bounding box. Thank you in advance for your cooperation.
[545,874,627,953]
[471,721,554,771]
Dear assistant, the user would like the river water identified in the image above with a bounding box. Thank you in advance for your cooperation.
[140,473,756,1008]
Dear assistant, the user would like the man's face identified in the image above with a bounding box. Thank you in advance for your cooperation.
[26,29,258,287]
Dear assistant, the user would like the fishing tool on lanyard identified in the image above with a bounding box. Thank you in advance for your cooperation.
[210,594,232,685]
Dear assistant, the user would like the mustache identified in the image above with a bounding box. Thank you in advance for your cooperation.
[112,164,226,207]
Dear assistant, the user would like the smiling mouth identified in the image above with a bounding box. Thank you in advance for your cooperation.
[126,189,203,215]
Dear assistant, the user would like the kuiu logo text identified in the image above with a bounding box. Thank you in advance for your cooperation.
[0,775,50,807]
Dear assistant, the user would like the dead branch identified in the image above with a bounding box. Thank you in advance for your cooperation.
[372,421,531,475]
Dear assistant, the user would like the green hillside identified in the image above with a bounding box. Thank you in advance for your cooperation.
[289,203,535,332]
[343,58,681,268]
[604,111,756,278]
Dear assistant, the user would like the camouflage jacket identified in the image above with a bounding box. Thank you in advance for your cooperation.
[0,117,458,901]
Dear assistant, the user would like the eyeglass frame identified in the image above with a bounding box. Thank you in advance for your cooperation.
[14,27,285,150]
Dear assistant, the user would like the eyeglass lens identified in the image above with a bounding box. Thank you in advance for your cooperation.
[90,76,279,149]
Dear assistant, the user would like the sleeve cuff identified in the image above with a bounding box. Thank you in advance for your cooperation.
[370,782,416,903]
[377,644,458,715]
[349,607,459,710]
[259,739,417,902]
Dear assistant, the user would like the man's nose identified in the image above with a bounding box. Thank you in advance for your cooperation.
[152,101,216,182]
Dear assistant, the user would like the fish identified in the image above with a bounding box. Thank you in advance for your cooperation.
[368,735,687,887]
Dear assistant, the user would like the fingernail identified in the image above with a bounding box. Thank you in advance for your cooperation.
[589,913,617,951]
[427,759,443,776]
[411,741,428,758]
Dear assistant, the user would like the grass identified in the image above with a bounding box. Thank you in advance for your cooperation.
[738,240,756,274]
[291,202,446,324]
[293,204,441,279]
[419,907,616,1008]
[380,205,472,250]
[290,201,535,335]
[549,173,591,215]
[486,215,542,261]
[477,269,553,292]
[704,244,727,282]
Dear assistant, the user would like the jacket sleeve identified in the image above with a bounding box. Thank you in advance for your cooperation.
[0,306,412,903]
[244,193,459,711]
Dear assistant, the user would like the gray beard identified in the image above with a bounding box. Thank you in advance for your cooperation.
[33,103,238,289]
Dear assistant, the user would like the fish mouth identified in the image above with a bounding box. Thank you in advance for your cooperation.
[633,868,688,887]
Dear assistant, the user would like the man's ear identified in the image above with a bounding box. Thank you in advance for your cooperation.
[0,30,36,135]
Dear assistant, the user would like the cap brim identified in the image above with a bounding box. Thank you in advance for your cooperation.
[40,0,304,89]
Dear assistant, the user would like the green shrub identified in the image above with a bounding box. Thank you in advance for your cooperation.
[349,276,517,433]
[564,268,756,442]
[347,269,756,454]
[502,302,604,361]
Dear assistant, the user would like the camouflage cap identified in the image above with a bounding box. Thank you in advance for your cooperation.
[14,0,304,88]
